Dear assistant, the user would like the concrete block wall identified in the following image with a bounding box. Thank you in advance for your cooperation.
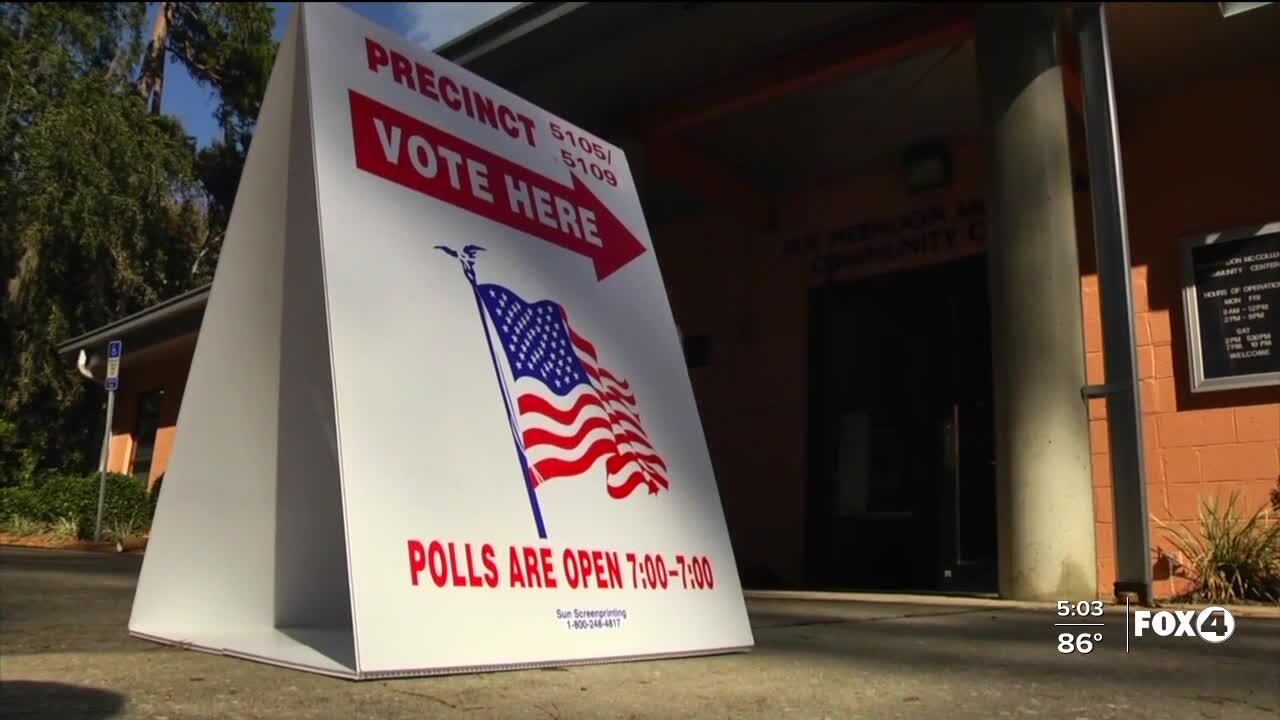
[1083,273,1279,599]
[1079,57,1280,599]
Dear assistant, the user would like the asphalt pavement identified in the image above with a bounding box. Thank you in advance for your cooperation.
[2,545,1277,719]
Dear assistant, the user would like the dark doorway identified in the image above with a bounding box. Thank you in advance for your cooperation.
[805,254,997,593]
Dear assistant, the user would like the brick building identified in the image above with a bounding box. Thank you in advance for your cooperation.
[58,2,1280,602]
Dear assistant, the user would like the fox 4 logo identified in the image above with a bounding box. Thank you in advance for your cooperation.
[1133,606,1236,643]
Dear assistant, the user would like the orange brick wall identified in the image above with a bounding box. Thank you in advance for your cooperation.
[1081,58,1280,599]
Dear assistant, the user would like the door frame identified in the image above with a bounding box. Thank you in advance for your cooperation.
[803,255,998,592]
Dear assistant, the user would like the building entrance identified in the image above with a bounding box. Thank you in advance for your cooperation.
[805,254,997,593]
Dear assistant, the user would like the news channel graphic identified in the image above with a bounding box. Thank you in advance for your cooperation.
[1053,599,1237,654]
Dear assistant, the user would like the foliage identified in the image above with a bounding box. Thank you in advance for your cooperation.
[141,2,277,278]
[0,3,277,482]
[106,509,143,541]
[50,515,80,540]
[2,513,43,536]
[0,484,40,519]
[0,418,41,486]
[0,471,153,539]
[1157,492,1280,605]
[39,471,153,538]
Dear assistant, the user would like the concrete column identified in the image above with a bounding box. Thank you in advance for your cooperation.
[975,3,1098,600]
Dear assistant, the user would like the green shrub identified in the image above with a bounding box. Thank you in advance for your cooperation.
[1158,491,1280,605]
[33,472,153,539]
[0,486,42,521]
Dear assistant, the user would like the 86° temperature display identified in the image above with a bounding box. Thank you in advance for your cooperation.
[1055,600,1106,654]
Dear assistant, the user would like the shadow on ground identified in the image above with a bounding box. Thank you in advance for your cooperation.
[4,546,1279,719]
[0,681,127,720]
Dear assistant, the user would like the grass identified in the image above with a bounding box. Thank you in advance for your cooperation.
[106,511,142,543]
[49,516,80,541]
[2,514,45,537]
[1155,491,1280,605]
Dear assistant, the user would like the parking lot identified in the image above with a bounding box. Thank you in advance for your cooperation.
[2,545,1278,719]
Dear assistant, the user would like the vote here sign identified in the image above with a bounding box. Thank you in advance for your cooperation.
[128,2,754,680]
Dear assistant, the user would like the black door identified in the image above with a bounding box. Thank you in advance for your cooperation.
[805,255,997,592]
[936,257,998,592]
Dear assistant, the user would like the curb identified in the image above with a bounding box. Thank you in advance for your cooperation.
[0,542,147,556]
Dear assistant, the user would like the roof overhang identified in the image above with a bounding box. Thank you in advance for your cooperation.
[434,2,591,67]
[437,2,923,138]
[433,1,944,225]
[55,284,210,381]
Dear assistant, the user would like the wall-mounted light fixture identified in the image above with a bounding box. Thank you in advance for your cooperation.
[902,140,953,195]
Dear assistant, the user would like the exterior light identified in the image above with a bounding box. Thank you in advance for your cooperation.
[1219,2,1272,17]
[903,140,953,194]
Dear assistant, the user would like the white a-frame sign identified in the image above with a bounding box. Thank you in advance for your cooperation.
[128,2,754,679]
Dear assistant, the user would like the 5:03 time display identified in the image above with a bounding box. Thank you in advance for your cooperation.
[1057,600,1105,617]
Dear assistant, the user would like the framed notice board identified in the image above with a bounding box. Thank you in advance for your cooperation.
[1181,221,1280,393]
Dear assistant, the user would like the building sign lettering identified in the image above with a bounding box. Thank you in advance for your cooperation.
[784,197,986,279]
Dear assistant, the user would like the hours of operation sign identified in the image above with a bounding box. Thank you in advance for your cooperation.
[1182,223,1280,392]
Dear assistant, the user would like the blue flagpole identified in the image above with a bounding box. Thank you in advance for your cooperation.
[439,246,547,539]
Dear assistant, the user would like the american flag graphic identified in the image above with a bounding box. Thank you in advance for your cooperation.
[477,282,670,501]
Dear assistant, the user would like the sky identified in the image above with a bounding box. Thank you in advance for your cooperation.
[153,2,523,148]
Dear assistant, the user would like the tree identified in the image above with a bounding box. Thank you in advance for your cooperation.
[135,2,276,280]
[0,2,277,483]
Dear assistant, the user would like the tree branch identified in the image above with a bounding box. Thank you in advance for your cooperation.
[171,38,224,85]
[137,2,173,113]
[190,229,223,279]
[1,63,16,130]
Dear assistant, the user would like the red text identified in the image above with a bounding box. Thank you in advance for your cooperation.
[407,539,499,588]
[562,548,623,589]
[510,545,557,588]
[365,38,537,148]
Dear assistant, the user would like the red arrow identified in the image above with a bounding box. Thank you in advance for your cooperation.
[348,90,646,281]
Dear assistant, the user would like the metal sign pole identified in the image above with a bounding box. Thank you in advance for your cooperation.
[1074,3,1154,605]
[95,340,123,543]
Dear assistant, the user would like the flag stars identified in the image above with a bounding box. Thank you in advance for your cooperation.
[482,288,593,397]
